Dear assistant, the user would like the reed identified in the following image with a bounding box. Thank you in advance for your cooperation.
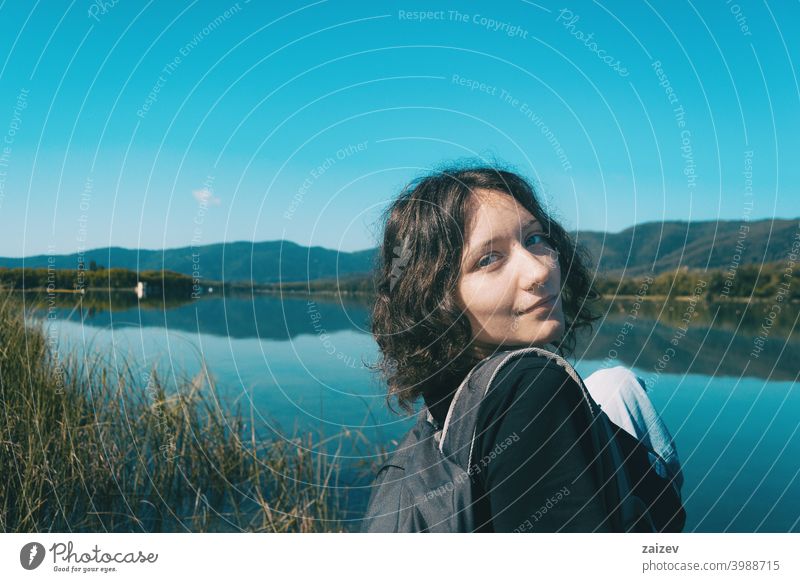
[0,293,355,532]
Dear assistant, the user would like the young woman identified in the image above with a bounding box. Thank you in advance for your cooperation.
[369,165,683,532]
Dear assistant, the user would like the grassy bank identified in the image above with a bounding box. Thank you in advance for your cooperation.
[0,293,355,532]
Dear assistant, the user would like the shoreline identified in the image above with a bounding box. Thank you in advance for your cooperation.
[7,287,797,303]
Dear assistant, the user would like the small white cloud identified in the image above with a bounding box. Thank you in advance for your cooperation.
[192,187,220,206]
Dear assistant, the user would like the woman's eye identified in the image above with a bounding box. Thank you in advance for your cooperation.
[475,234,553,269]
[525,233,550,248]
[477,252,499,269]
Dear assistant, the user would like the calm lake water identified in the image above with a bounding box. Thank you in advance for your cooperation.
[35,291,800,532]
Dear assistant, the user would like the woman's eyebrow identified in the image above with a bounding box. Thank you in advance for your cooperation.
[465,218,541,259]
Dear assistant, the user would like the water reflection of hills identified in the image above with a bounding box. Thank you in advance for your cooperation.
[580,315,798,382]
[52,294,797,381]
[53,292,370,341]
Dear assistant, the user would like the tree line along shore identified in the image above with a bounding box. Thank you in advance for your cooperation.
[1,261,797,302]
[247,262,800,302]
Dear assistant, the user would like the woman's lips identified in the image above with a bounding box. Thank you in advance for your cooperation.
[517,295,557,315]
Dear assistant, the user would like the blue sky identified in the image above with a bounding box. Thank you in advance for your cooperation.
[0,0,797,257]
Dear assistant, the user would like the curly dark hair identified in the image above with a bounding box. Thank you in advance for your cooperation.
[369,163,599,415]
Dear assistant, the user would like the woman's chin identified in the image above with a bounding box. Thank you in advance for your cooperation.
[475,319,565,354]
[515,320,564,347]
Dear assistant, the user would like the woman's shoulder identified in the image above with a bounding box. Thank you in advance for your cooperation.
[471,353,596,482]
[478,353,585,419]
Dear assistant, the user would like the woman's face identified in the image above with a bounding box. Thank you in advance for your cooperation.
[455,189,564,357]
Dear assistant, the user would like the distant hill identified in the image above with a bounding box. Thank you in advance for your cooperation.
[574,218,798,276]
[1,218,795,283]
[0,240,377,284]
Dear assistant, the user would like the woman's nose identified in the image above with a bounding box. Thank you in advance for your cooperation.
[514,243,555,290]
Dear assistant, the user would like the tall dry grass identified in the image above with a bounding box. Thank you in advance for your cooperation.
[0,293,353,532]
